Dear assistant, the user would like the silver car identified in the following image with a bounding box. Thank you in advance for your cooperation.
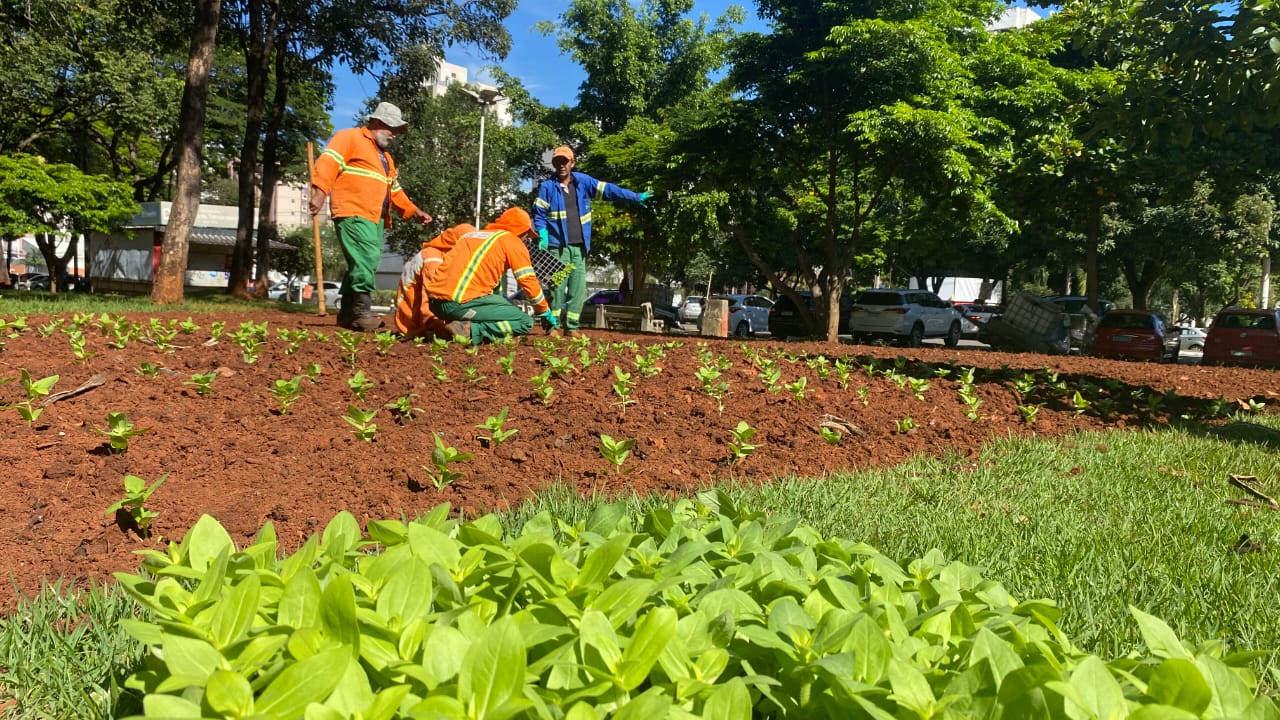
[700,294,775,336]
[678,295,704,323]
[1178,326,1207,354]
[849,288,964,347]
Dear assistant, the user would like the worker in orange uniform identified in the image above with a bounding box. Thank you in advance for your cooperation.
[309,102,432,330]
[427,207,559,344]
[393,222,475,339]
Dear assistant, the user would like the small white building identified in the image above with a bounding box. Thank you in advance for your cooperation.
[88,201,293,294]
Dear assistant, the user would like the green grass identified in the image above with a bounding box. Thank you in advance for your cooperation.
[3,416,1280,716]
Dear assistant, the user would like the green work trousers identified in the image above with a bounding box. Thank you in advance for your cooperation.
[334,216,383,295]
[549,245,587,331]
[432,294,534,345]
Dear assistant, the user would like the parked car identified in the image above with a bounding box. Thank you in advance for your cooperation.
[301,281,342,308]
[1177,326,1208,354]
[1202,308,1280,367]
[15,273,51,290]
[1089,310,1181,363]
[953,301,1002,340]
[268,281,304,302]
[768,291,852,340]
[677,295,704,324]
[586,289,625,306]
[699,293,774,336]
[848,288,963,347]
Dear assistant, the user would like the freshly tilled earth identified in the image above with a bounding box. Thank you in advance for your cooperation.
[1,307,1276,608]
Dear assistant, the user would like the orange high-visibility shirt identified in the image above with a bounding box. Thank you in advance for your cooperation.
[427,230,549,313]
[312,127,420,224]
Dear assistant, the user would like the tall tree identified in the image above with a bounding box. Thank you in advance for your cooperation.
[0,0,188,196]
[223,0,518,298]
[153,0,222,304]
[671,0,1014,341]
[0,155,138,290]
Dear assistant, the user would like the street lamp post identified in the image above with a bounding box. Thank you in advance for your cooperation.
[461,87,505,228]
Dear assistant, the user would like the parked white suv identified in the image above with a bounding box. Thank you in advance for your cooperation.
[848,288,964,347]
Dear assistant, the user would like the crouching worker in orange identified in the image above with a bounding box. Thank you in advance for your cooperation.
[427,207,559,344]
[393,223,475,339]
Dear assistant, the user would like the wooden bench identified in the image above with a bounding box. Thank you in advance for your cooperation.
[593,302,663,332]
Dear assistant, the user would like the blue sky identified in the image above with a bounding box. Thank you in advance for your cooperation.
[330,2,1041,127]
[329,0,760,126]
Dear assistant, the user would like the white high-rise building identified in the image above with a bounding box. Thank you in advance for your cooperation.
[427,59,513,127]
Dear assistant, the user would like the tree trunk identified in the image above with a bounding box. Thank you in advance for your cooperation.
[1262,252,1273,309]
[153,0,220,305]
[228,0,278,299]
[1085,192,1102,313]
[254,43,291,299]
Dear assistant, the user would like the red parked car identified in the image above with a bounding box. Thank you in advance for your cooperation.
[1202,308,1280,367]
[1090,310,1181,363]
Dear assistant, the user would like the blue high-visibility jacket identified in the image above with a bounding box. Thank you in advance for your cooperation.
[531,171,643,254]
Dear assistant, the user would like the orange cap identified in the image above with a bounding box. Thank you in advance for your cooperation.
[552,145,575,162]
[487,207,532,237]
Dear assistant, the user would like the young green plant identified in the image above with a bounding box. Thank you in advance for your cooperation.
[598,434,636,473]
[103,474,166,537]
[95,412,151,454]
[425,433,472,489]
[476,407,518,446]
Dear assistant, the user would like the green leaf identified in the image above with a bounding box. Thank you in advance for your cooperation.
[1147,658,1211,714]
[209,572,260,649]
[1129,606,1191,659]
[587,578,657,629]
[158,633,225,687]
[142,693,202,717]
[612,687,674,720]
[702,676,751,720]
[319,573,360,653]
[459,615,526,720]
[847,614,891,683]
[407,522,462,570]
[420,625,469,688]
[587,502,626,536]
[970,627,1024,685]
[278,567,322,628]
[579,609,623,674]
[1196,655,1255,718]
[254,646,349,719]
[1128,705,1201,720]
[618,606,676,691]
[574,534,629,589]
[375,556,433,622]
[321,511,361,562]
[204,668,254,717]
[888,657,935,716]
[1061,656,1127,720]
[185,514,235,573]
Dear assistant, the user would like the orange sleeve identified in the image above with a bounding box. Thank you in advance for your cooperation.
[311,129,351,194]
[506,237,548,314]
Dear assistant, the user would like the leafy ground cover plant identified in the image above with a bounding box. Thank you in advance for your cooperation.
[385,393,424,422]
[729,420,757,462]
[95,412,150,454]
[185,370,217,396]
[270,376,305,414]
[343,405,377,441]
[15,369,58,425]
[598,433,635,472]
[111,495,1277,719]
[427,432,472,489]
[477,406,517,446]
[103,474,166,536]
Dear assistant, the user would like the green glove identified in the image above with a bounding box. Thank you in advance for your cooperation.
[537,228,549,251]
[540,309,559,329]
[638,191,653,205]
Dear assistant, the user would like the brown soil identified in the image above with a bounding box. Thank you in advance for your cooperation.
[1,307,1276,609]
